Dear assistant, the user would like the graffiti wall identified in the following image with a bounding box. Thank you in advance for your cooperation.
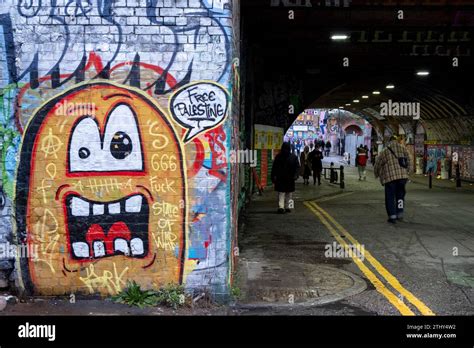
[425,145,449,176]
[0,0,236,298]
[452,145,474,181]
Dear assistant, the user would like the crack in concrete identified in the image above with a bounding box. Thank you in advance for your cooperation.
[440,257,473,307]
[413,230,437,260]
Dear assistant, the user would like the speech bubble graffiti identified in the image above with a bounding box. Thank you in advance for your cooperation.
[169,81,229,143]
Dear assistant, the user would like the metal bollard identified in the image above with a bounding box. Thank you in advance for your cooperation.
[456,163,461,188]
[429,172,433,189]
[340,165,345,189]
[330,168,335,184]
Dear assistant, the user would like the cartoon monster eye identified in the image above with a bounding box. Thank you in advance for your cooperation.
[78,147,91,159]
[69,104,143,173]
[110,131,132,160]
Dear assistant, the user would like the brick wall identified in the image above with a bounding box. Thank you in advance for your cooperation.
[0,0,237,299]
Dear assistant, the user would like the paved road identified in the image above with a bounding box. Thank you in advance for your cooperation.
[237,159,474,315]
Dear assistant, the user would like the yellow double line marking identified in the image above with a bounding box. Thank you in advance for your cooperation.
[304,200,435,316]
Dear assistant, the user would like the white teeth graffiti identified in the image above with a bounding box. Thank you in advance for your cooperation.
[72,242,90,258]
[114,239,130,255]
[93,241,106,258]
[130,238,144,256]
[69,195,144,217]
[71,197,89,217]
[108,203,120,215]
[125,195,142,213]
[65,193,149,260]
[93,204,104,216]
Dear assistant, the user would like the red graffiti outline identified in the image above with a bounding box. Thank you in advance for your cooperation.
[15,52,178,134]
[204,125,227,182]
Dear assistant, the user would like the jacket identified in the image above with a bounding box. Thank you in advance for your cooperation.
[356,149,368,167]
[271,151,300,192]
[309,149,324,171]
[374,141,410,185]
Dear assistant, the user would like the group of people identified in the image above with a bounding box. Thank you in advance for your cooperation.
[299,145,324,186]
[272,135,411,224]
[290,139,332,157]
[270,142,325,214]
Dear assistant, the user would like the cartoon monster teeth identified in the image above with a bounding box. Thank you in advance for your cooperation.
[72,242,89,258]
[131,238,145,256]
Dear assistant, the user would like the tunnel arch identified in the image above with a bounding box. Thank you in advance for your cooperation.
[345,124,363,136]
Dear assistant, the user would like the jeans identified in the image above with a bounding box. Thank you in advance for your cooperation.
[384,179,407,219]
[358,166,366,179]
[278,192,293,209]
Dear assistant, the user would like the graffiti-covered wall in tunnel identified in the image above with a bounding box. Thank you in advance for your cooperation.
[0,0,236,298]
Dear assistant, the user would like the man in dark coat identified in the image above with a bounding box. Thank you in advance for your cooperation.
[325,140,332,156]
[271,142,300,214]
[309,146,324,185]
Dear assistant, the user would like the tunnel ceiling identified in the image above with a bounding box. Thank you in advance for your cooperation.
[242,0,474,142]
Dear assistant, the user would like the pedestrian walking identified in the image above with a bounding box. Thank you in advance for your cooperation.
[309,146,324,185]
[325,140,332,156]
[371,146,378,164]
[356,146,368,180]
[317,139,325,151]
[300,146,312,185]
[271,142,300,214]
[374,135,411,224]
[295,140,302,157]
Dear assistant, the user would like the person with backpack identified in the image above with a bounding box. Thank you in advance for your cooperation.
[356,145,368,181]
[374,135,411,224]
[271,142,300,214]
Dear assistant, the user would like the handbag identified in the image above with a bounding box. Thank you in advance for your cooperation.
[387,147,408,169]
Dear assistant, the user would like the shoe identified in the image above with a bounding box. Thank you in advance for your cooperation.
[285,208,291,213]
[387,218,397,224]
[277,208,285,214]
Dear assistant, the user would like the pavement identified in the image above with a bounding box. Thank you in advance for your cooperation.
[235,155,474,316]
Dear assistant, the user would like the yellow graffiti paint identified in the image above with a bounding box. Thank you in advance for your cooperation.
[16,81,189,296]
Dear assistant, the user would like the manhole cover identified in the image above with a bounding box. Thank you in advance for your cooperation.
[239,260,366,308]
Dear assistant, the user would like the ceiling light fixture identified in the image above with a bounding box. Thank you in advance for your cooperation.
[416,71,430,76]
[331,34,349,41]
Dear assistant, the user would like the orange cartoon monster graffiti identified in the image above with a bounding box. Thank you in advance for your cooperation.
[15,82,187,296]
